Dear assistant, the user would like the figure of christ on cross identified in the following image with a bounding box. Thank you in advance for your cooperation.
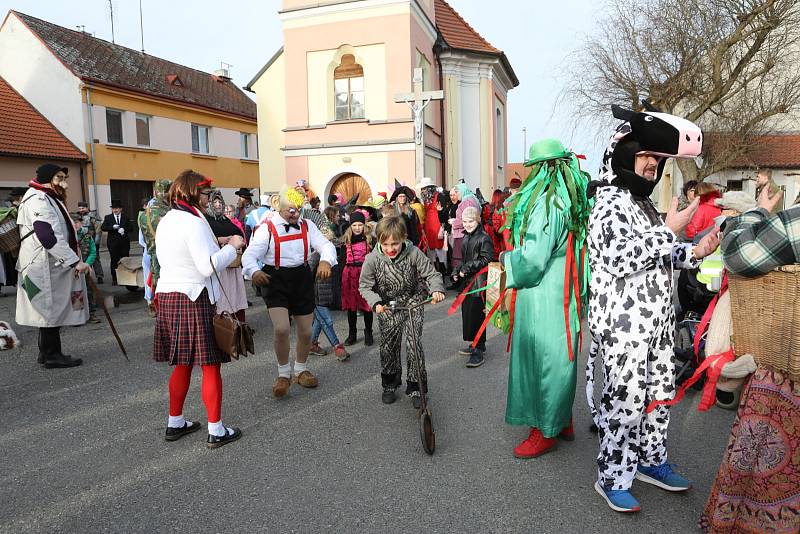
[394,67,444,182]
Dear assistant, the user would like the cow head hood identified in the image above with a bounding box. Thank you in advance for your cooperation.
[593,104,703,199]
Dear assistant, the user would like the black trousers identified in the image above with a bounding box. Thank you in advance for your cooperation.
[347,310,373,336]
[108,241,130,284]
[462,295,486,351]
[38,327,62,358]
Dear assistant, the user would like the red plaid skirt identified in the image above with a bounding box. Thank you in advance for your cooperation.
[152,290,230,366]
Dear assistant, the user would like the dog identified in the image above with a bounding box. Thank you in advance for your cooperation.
[0,320,19,350]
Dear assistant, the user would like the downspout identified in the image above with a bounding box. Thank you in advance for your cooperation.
[434,39,447,190]
[84,86,100,213]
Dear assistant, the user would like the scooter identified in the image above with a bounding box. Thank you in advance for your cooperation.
[387,298,435,455]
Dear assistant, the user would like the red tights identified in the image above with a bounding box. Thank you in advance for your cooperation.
[168,364,222,423]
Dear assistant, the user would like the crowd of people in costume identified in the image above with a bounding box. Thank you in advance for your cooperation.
[4,102,798,532]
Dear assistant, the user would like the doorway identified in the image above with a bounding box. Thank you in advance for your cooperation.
[329,173,372,205]
[109,179,154,241]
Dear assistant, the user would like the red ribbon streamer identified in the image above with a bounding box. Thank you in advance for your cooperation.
[646,349,735,413]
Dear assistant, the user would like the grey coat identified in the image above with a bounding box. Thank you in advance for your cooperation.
[358,241,444,309]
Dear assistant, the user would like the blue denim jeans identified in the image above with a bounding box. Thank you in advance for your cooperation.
[312,306,340,346]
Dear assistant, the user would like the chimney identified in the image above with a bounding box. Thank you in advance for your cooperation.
[213,68,231,81]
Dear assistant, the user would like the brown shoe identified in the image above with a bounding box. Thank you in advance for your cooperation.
[272,376,291,398]
[294,370,318,388]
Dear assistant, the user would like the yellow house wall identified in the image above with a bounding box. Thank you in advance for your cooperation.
[89,145,258,188]
[252,52,287,192]
[307,43,387,125]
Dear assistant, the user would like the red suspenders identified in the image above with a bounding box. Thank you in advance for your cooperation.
[265,220,308,268]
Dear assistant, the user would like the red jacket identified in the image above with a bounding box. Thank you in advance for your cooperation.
[423,192,444,249]
[685,192,722,239]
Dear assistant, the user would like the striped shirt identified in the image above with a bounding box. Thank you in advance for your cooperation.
[720,206,800,277]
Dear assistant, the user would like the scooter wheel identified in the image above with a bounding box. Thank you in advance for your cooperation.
[419,409,435,455]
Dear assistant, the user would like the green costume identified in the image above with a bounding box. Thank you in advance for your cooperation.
[502,139,591,437]
[138,179,171,291]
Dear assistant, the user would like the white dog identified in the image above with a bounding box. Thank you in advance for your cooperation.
[0,320,19,350]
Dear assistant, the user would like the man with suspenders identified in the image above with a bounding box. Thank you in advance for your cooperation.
[242,188,337,398]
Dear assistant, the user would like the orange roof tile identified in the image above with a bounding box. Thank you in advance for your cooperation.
[434,0,499,54]
[0,75,86,161]
[730,135,800,169]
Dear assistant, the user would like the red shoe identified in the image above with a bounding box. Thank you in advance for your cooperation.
[558,419,575,441]
[514,428,557,459]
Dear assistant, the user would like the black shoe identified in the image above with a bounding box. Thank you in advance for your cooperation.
[206,427,242,449]
[165,421,201,442]
[364,331,374,346]
[466,350,485,368]
[382,388,397,404]
[458,346,474,356]
[409,390,422,409]
[343,334,357,346]
[37,353,46,364]
[43,353,83,368]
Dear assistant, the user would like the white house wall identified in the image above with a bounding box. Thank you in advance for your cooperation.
[0,13,84,149]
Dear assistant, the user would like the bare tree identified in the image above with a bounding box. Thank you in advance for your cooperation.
[567,0,800,181]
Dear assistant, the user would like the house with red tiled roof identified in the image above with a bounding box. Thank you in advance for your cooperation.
[247,0,518,200]
[0,10,258,219]
[0,75,87,205]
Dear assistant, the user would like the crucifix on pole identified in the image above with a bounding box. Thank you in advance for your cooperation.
[394,67,444,182]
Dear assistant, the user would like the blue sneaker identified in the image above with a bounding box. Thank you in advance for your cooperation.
[635,463,691,492]
[594,481,641,513]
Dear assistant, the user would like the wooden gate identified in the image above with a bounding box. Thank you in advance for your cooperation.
[329,173,372,205]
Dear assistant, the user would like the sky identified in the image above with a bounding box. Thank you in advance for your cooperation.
[0,0,607,172]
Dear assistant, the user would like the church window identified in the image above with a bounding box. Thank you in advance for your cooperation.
[496,107,505,170]
[334,54,365,121]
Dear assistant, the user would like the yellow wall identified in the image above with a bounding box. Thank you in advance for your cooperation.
[307,43,387,125]
[89,145,258,188]
[85,87,257,134]
[252,52,288,191]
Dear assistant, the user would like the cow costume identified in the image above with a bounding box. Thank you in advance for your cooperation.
[586,105,705,510]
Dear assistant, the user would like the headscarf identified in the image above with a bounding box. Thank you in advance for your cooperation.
[205,190,227,221]
[455,182,477,203]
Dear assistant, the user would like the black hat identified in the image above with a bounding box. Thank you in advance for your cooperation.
[77,201,89,208]
[35,164,67,184]
[10,187,27,197]
[234,188,253,197]
[389,186,415,203]
[110,199,123,209]
[349,211,366,225]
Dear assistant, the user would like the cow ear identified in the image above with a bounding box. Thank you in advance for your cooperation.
[611,104,635,121]
[640,99,661,112]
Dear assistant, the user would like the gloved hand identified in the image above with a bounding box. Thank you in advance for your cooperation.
[252,270,270,287]
[117,228,125,235]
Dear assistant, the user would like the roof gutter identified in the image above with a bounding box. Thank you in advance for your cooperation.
[84,86,100,213]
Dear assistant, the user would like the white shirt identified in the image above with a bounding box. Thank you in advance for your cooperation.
[242,214,336,277]
[155,209,237,303]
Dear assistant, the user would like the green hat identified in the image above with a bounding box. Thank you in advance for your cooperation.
[524,138,570,166]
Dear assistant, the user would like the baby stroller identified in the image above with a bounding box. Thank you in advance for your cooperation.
[674,268,717,388]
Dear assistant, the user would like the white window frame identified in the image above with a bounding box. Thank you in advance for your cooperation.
[191,124,210,154]
[135,113,151,147]
[240,132,250,159]
[106,108,124,145]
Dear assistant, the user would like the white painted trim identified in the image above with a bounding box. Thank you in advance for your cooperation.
[410,1,438,43]
[321,165,378,202]
[438,50,514,95]
[283,142,415,156]
[281,0,406,20]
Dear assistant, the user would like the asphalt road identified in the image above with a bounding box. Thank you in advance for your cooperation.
[0,275,736,533]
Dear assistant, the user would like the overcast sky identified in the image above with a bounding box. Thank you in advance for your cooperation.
[0,0,607,172]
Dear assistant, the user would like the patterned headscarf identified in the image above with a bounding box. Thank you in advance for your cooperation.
[205,190,226,220]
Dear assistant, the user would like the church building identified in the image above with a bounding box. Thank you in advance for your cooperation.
[246,0,518,202]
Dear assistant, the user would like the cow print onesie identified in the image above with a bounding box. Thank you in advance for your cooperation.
[586,136,699,491]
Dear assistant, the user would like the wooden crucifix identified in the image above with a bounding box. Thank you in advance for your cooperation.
[394,67,444,181]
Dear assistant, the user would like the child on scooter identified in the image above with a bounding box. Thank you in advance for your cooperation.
[358,216,446,406]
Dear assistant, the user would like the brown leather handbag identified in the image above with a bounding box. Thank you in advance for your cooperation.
[210,261,254,360]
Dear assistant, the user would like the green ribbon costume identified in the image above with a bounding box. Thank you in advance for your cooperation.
[502,139,592,437]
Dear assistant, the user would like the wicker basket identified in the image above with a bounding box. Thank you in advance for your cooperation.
[0,216,20,253]
[728,265,800,381]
